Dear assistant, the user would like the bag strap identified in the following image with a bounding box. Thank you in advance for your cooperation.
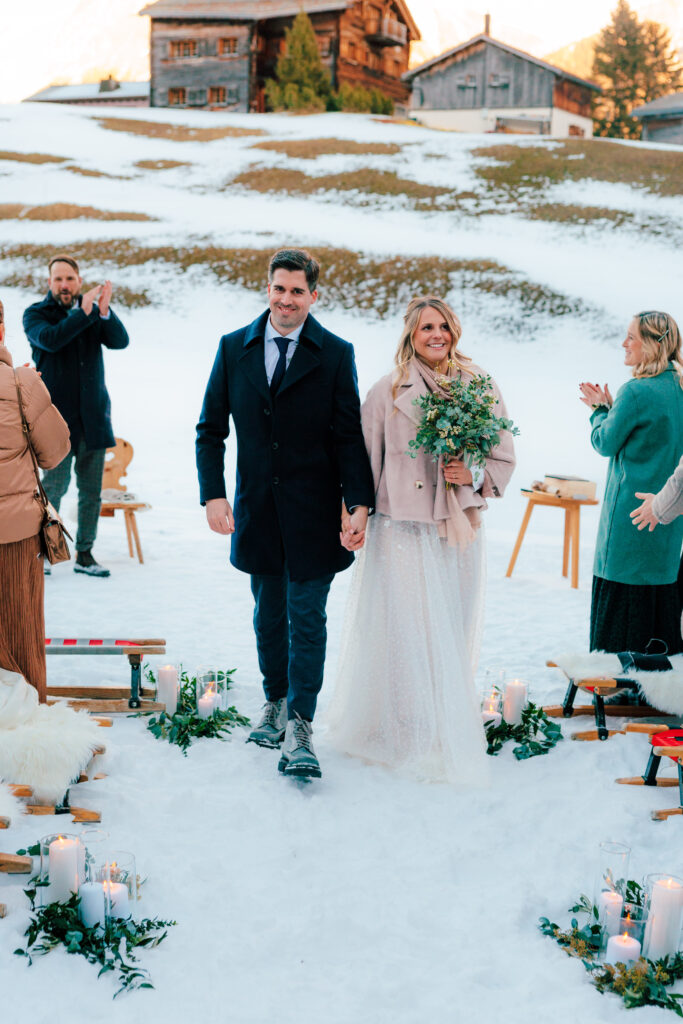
[13,369,50,511]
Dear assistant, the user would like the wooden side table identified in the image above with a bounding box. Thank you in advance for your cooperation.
[505,489,599,589]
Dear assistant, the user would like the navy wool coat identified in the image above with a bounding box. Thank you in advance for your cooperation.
[23,292,129,451]
[196,310,375,581]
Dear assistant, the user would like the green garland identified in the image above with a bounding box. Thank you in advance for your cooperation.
[138,667,250,755]
[14,878,175,998]
[484,700,563,759]
[539,885,683,1015]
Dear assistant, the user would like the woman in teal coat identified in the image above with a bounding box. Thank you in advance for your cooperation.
[580,310,683,653]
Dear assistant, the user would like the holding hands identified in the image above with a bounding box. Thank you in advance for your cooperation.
[340,504,369,552]
[579,382,613,409]
[630,492,659,532]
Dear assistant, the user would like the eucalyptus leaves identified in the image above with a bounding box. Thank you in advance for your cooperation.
[140,666,250,755]
[484,701,563,760]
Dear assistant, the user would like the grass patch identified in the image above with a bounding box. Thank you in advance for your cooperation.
[472,140,683,197]
[97,118,264,142]
[135,159,192,170]
[527,204,634,226]
[0,150,66,164]
[64,165,124,179]
[0,270,151,309]
[250,138,402,159]
[230,166,452,202]
[0,203,154,221]
[0,240,592,321]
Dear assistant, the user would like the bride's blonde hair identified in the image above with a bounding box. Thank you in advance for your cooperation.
[392,295,470,397]
[632,311,683,389]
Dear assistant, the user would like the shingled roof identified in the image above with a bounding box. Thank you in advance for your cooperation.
[139,0,420,38]
[633,91,683,119]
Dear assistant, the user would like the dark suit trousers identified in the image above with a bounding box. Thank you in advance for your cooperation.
[250,570,335,721]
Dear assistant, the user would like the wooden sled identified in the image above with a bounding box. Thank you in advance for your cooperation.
[3,742,107,826]
[545,660,670,741]
[616,723,683,821]
[45,636,167,709]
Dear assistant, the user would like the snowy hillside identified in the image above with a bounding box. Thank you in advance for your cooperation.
[0,103,682,1022]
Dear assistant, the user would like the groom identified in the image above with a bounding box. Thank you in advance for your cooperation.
[196,249,374,779]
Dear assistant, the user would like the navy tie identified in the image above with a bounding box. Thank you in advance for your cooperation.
[270,336,290,396]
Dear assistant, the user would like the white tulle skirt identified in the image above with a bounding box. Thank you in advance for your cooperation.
[326,515,490,787]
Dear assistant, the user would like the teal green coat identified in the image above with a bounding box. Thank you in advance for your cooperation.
[591,366,683,585]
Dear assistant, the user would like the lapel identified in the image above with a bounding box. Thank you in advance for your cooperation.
[393,362,423,426]
[237,310,270,404]
[277,313,322,397]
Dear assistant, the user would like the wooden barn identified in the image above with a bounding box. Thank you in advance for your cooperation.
[139,0,420,113]
[404,21,600,138]
[633,92,683,145]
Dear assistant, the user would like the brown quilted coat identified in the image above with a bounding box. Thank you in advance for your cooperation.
[0,345,70,543]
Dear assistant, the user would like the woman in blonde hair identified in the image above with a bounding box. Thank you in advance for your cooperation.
[327,296,516,784]
[580,310,683,653]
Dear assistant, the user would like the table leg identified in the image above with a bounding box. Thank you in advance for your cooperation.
[130,512,144,565]
[506,500,534,578]
[562,509,571,578]
[124,511,134,558]
[570,506,580,589]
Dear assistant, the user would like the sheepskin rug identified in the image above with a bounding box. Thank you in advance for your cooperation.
[0,782,22,826]
[0,668,103,805]
[554,652,683,716]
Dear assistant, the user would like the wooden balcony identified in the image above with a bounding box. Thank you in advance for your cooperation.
[365,17,407,47]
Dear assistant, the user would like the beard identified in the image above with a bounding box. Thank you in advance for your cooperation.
[54,290,77,308]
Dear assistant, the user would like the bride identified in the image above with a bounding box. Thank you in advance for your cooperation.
[327,296,516,785]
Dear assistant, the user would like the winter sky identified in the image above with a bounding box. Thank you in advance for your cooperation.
[0,0,680,103]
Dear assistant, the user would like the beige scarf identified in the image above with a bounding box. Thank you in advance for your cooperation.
[413,358,481,549]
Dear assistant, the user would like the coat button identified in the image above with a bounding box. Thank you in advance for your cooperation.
[264,408,271,416]
[273,477,279,485]
[272,442,279,451]
[415,480,424,489]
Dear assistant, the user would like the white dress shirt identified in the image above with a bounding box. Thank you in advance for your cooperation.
[264,317,302,385]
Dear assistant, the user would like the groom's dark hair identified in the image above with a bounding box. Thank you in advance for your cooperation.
[268,248,319,292]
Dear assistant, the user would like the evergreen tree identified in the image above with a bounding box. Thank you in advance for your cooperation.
[265,11,331,112]
[592,0,682,138]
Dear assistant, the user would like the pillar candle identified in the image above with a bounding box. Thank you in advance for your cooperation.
[645,878,683,961]
[481,709,502,728]
[103,880,129,919]
[605,931,641,966]
[598,890,624,937]
[197,687,219,720]
[79,882,106,929]
[157,665,178,716]
[48,836,80,903]
[503,679,527,725]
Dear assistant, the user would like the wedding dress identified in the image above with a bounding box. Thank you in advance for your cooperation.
[326,515,490,786]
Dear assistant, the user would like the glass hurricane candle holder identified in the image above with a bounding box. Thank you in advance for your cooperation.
[216,670,232,711]
[480,689,502,728]
[643,873,683,961]
[503,678,529,725]
[196,666,220,719]
[593,840,631,917]
[39,832,84,905]
[92,853,137,921]
[156,664,179,716]
[81,828,110,882]
[618,902,649,950]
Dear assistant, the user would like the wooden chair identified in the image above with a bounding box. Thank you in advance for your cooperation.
[506,489,599,589]
[100,438,150,564]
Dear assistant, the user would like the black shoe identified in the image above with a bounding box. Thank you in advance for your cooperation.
[74,550,110,578]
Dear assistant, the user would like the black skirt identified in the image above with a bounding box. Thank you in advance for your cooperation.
[590,571,683,654]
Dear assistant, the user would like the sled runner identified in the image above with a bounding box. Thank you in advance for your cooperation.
[617,722,683,821]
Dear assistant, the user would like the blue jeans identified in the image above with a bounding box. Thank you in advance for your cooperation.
[250,571,335,722]
[42,439,105,553]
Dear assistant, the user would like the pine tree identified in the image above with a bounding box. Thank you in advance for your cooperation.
[265,11,331,112]
[592,0,682,138]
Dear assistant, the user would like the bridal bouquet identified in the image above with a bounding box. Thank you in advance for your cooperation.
[407,373,519,471]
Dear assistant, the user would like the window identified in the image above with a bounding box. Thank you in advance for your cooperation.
[169,40,198,59]
[188,88,206,106]
[209,86,226,105]
[227,86,239,104]
[347,41,357,61]
[456,74,477,89]
[488,74,510,88]
[168,87,186,105]
[317,36,331,56]
[219,37,238,56]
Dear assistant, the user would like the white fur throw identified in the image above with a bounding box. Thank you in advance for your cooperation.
[0,782,22,826]
[0,668,103,805]
[554,652,683,716]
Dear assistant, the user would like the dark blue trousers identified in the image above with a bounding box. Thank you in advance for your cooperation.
[250,571,335,721]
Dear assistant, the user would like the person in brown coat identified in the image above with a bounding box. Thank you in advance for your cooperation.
[0,298,71,701]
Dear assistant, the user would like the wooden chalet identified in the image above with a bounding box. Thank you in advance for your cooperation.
[139,0,420,112]
[404,21,600,138]
[633,92,683,145]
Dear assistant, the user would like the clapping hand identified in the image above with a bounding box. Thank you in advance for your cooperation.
[579,382,613,409]
[630,492,659,532]
[98,280,113,316]
[81,284,103,316]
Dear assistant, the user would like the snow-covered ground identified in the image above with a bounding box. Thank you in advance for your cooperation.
[0,104,682,1022]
